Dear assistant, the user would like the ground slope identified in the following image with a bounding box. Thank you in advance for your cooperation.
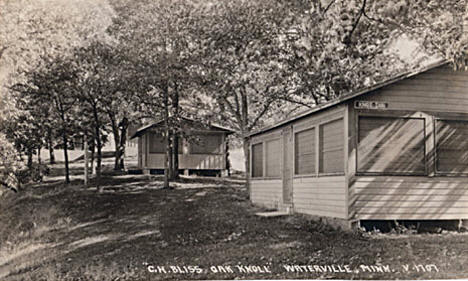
[0,174,467,280]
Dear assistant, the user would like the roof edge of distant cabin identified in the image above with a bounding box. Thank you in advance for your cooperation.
[246,59,450,138]
[130,117,236,139]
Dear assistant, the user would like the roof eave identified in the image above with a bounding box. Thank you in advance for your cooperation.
[246,59,449,138]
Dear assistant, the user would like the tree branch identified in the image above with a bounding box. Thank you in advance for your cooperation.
[345,0,366,44]
[247,98,274,131]
[322,0,337,15]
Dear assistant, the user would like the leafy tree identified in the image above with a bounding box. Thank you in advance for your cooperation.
[184,0,302,191]
[0,133,23,193]
[14,57,80,184]
[109,0,211,186]
[0,0,116,174]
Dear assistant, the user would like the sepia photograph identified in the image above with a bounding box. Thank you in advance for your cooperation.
[1,0,468,280]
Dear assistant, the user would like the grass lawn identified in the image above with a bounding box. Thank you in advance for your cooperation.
[0,167,468,280]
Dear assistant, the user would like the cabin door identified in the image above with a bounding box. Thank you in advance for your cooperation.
[282,126,293,204]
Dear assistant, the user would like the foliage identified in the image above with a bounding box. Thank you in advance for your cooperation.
[280,0,406,104]
[0,133,23,192]
[11,56,82,183]
[0,0,114,78]
[193,0,299,134]
[360,0,466,67]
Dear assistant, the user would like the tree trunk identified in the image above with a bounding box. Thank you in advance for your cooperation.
[92,107,102,192]
[84,134,89,187]
[168,130,174,180]
[173,133,179,179]
[172,85,179,179]
[27,149,33,169]
[110,116,121,171]
[62,133,70,184]
[118,117,128,170]
[242,138,250,199]
[37,147,42,182]
[95,129,102,191]
[241,89,250,199]
[48,130,55,164]
[91,142,95,175]
[163,82,170,189]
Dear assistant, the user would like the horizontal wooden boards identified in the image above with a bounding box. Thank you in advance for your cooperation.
[351,175,468,220]
[294,106,345,132]
[357,66,468,113]
[250,179,282,208]
[293,176,346,219]
[250,128,282,144]
[145,154,225,169]
[356,213,468,220]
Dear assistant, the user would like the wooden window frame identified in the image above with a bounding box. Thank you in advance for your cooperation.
[250,141,264,178]
[264,138,281,179]
[434,118,468,177]
[356,114,427,176]
[292,116,345,178]
[318,118,345,176]
[294,127,316,176]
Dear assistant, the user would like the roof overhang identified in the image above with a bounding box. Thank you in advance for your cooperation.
[130,118,236,139]
[246,59,449,138]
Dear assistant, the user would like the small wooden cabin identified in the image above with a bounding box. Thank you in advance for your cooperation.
[247,60,468,228]
[131,118,234,176]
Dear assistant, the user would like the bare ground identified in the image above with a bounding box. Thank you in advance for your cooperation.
[0,171,468,280]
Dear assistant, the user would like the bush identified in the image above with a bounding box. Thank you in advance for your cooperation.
[16,163,50,184]
[0,133,24,193]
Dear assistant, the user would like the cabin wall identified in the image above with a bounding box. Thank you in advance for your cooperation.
[293,176,347,218]
[250,105,348,218]
[145,154,226,170]
[350,176,468,220]
[250,179,283,209]
[249,129,283,207]
[357,65,468,112]
[292,105,347,218]
[348,65,468,221]
[141,131,228,170]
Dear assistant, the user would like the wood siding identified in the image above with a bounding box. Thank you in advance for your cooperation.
[357,65,468,112]
[145,153,226,169]
[250,179,283,208]
[293,176,347,218]
[249,105,347,214]
[350,176,468,220]
[141,131,228,170]
[349,65,468,221]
